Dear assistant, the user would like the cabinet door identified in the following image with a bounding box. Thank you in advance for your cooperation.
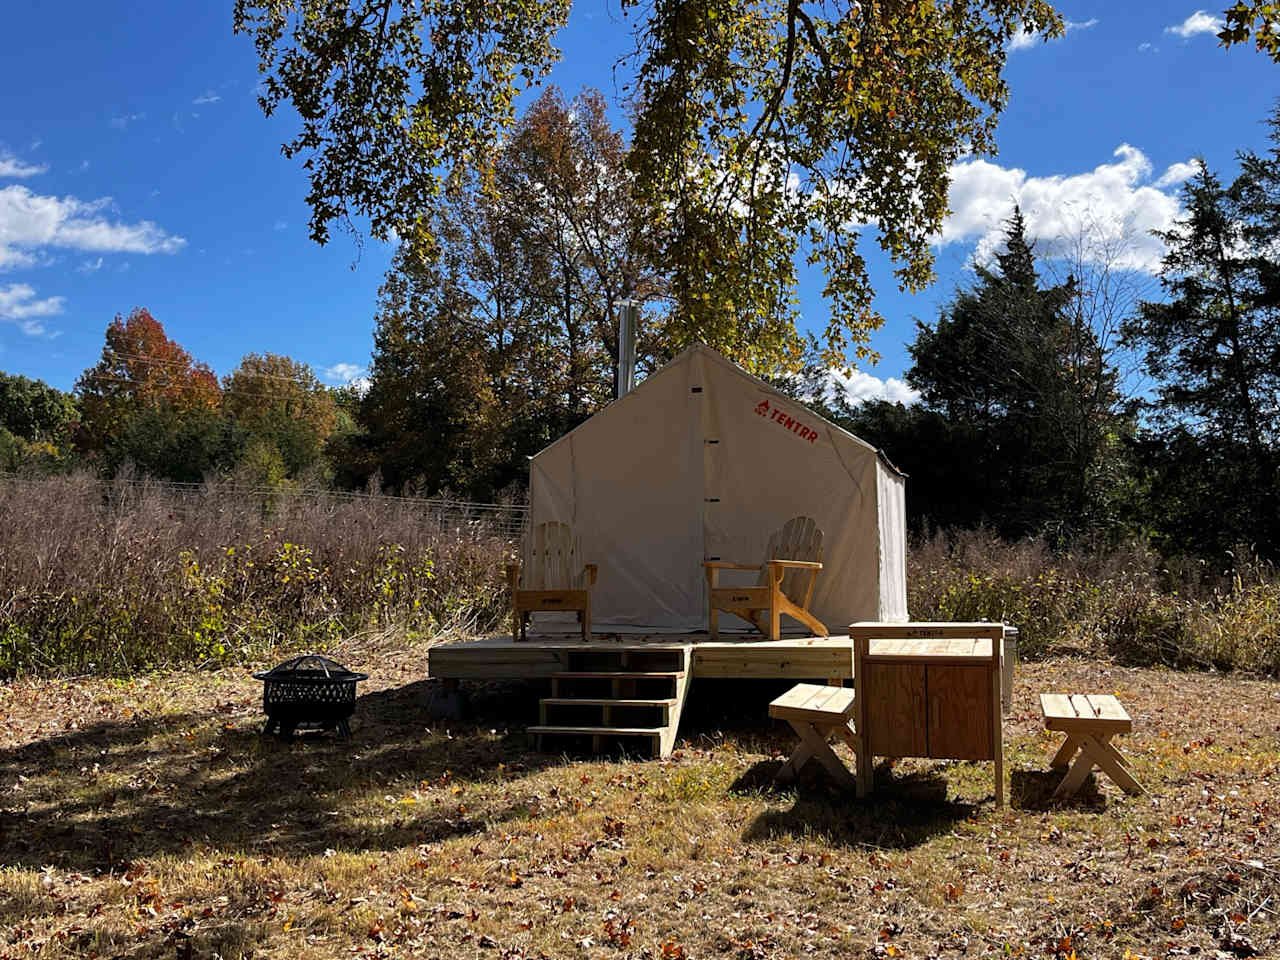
[927,665,993,760]
[863,663,927,757]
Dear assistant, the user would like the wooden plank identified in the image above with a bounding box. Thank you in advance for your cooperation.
[861,651,995,666]
[661,650,693,758]
[787,720,856,789]
[1040,693,1075,721]
[863,663,927,757]
[770,683,821,715]
[990,655,1004,808]
[853,633,871,798]
[432,634,855,681]
[514,589,590,607]
[927,665,993,760]
[531,522,546,589]
[772,687,856,723]
[1049,735,1079,769]
[1070,694,1097,720]
[551,671,684,679]
[1088,695,1131,724]
[528,725,663,736]
[694,643,852,679]
[1041,693,1132,733]
[810,688,855,719]
[850,622,1003,642]
[806,684,842,712]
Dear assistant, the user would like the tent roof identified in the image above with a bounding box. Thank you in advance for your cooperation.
[531,342,907,478]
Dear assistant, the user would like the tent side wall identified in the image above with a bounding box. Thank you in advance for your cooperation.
[875,460,909,621]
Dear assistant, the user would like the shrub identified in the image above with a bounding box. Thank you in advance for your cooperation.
[908,528,1280,676]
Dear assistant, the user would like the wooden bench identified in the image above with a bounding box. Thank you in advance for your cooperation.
[768,683,858,790]
[1040,693,1144,799]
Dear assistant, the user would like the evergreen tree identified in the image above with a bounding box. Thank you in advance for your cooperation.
[907,209,1121,538]
[1123,155,1280,557]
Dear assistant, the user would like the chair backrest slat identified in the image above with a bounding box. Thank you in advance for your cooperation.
[523,522,580,590]
[758,515,823,596]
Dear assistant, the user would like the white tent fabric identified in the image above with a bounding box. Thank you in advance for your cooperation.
[527,344,909,632]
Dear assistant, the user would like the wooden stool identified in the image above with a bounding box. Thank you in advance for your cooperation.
[769,683,858,790]
[1040,694,1144,799]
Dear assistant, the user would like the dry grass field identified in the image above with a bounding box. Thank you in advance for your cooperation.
[1,632,1278,959]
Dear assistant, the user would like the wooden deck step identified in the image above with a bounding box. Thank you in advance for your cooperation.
[540,697,675,707]
[550,671,685,680]
[528,725,663,737]
[530,646,693,759]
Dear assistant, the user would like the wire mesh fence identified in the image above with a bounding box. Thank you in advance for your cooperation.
[0,471,529,540]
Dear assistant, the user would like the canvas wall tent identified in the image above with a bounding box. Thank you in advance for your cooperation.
[527,343,908,632]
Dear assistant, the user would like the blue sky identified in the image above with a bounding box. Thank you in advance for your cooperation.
[0,2,1275,400]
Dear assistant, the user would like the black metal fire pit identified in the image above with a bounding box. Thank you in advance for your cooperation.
[253,654,368,739]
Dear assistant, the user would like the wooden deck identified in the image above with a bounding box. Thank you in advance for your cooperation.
[428,632,855,682]
[427,624,1015,760]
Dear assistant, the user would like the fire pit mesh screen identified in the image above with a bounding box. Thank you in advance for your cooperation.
[253,654,368,739]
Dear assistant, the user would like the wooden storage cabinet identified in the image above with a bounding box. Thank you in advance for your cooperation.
[861,663,926,758]
[925,664,993,760]
[850,622,1005,806]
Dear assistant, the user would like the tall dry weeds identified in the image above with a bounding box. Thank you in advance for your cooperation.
[0,471,513,675]
[909,528,1280,675]
[3,477,1278,677]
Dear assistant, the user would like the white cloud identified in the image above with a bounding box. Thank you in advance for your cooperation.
[193,91,221,105]
[1010,17,1098,51]
[273,219,287,232]
[1153,161,1198,189]
[941,144,1186,273]
[1138,41,1158,53]
[1009,28,1040,51]
[0,151,47,178]
[0,184,186,269]
[0,283,64,336]
[0,248,38,270]
[323,362,368,386]
[109,112,145,130]
[1165,10,1223,38]
[77,256,104,273]
[814,369,920,407]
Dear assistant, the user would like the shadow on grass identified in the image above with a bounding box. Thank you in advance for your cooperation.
[735,759,980,851]
[0,678,553,872]
[1009,768,1106,811]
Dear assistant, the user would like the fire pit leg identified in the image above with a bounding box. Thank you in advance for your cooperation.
[337,719,351,739]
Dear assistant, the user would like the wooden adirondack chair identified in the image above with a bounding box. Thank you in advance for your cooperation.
[705,516,827,641]
[507,522,598,642]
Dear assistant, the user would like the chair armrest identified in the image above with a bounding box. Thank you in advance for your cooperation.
[703,561,763,570]
[582,563,598,586]
[766,559,823,570]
